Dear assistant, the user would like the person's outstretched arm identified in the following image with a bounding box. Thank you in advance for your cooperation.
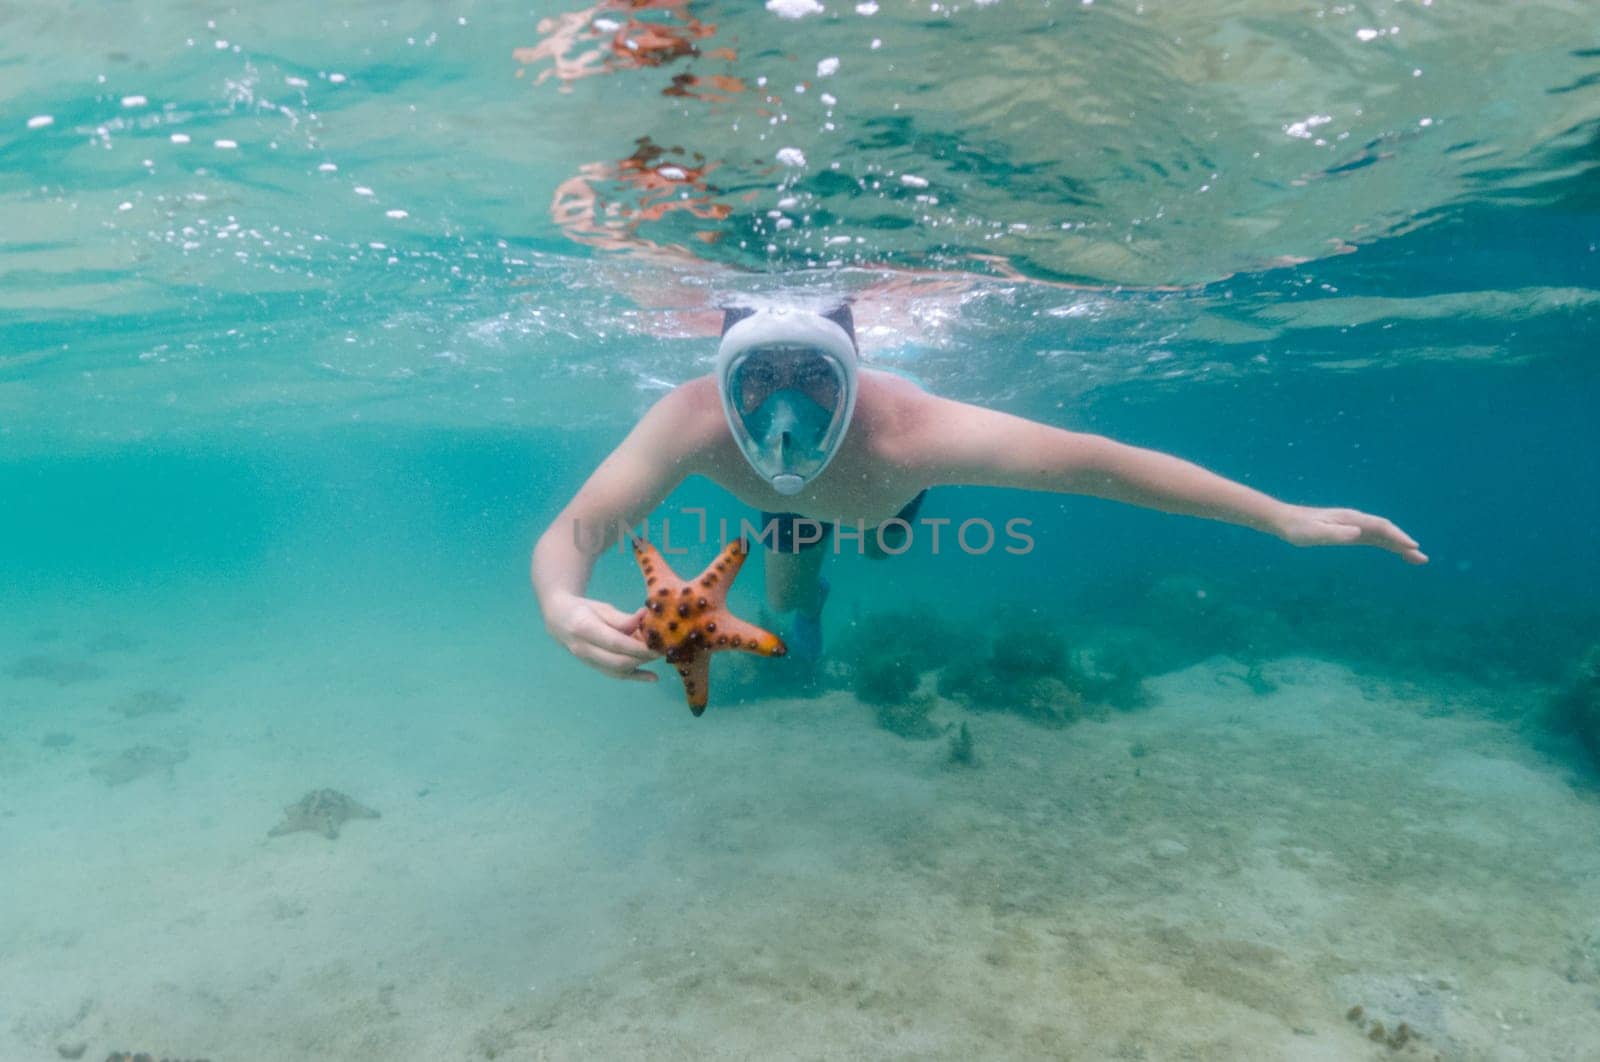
[912,395,1427,564]
[533,379,725,681]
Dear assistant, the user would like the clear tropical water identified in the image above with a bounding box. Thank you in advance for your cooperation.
[2,2,1598,1059]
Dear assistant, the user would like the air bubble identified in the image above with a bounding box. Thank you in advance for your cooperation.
[766,0,824,18]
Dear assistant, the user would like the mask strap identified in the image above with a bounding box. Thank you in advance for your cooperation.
[820,303,856,351]
[721,306,757,336]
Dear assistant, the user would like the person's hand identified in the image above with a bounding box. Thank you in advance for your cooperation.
[543,592,661,681]
[1274,504,1428,565]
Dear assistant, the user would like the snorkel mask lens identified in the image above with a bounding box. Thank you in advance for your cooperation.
[733,345,842,414]
[726,346,850,495]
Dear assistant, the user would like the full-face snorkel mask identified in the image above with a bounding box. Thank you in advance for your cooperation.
[716,304,859,497]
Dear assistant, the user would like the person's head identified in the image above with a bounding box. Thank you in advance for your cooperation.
[715,302,858,496]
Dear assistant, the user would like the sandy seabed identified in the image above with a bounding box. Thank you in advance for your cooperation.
[2,602,1598,1062]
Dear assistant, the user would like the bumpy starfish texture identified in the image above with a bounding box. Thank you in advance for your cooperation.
[268,788,380,840]
[632,536,786,715]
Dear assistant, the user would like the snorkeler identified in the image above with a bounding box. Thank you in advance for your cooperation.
[532,301,1427,681]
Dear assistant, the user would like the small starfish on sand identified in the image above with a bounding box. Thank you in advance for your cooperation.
[268,788,380,840]
[632,536,786,715]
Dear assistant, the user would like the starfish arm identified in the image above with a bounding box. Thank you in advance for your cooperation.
[691,537,750,601]
[632,535,670,584]
[714,615,787,658]
[671,652,711,714]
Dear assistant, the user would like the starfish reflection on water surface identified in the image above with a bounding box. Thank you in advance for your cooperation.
[631,536,786,715]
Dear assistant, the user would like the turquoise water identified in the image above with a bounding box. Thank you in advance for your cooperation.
[3,2,1599,1058]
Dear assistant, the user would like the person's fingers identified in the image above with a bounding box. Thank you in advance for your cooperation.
[1355,512,1419,550]
[1294,508,1424,563]
[1366,514,1413,545]
[592,600,645,633]
[581,646,661,681]
[574,612,658,661]
[1391,524,1420,549]
[1359,520,1426,563]
[1371,522,1421,555]
[1327,522,1363,544]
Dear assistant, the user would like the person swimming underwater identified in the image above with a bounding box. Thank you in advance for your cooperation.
[531,301,1427,683]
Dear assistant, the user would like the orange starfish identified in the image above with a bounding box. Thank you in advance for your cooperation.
[631,536,786,715]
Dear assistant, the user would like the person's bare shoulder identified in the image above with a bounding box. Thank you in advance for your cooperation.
[661,374,722,420]
[638,375,730,470]
[857,369,954,466]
